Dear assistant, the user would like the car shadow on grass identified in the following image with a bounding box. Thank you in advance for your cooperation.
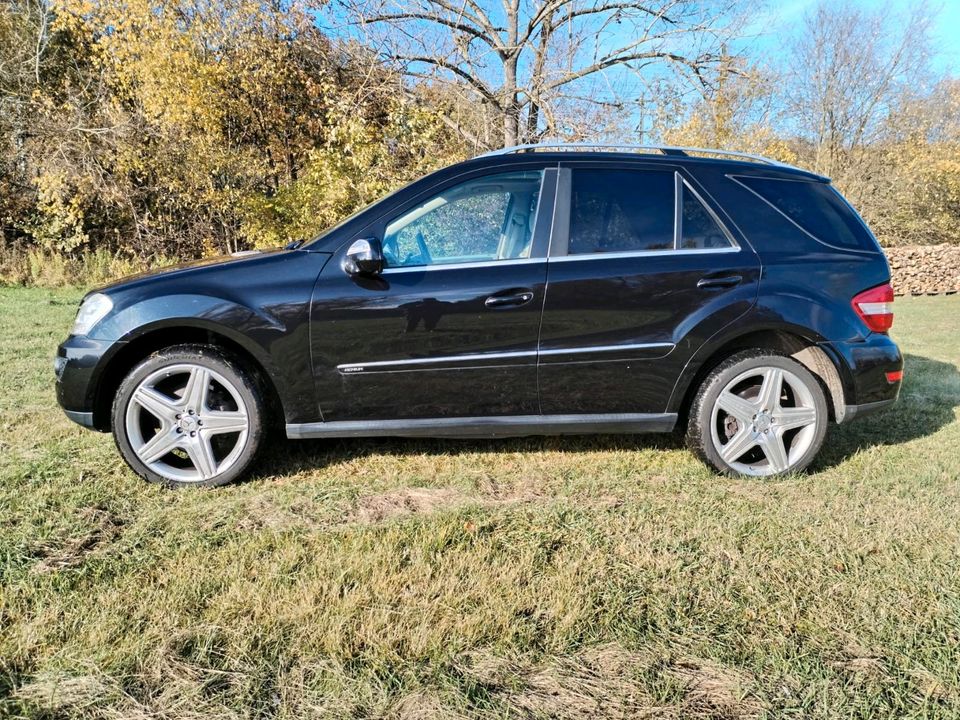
[251,352,958,481]
[252,429,685,482]
[812,352,960,471]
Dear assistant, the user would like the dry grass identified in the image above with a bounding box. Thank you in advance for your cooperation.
[2,287,960,718]
[29,506,123,574]
[0,248,177,289]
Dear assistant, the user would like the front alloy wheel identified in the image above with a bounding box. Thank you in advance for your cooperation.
[687,350,828,477]
[113,346,265,487]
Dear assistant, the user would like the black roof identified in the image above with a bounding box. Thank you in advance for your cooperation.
[457,149,827,182]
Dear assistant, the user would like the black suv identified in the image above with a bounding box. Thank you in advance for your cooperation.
[55,144,902,487]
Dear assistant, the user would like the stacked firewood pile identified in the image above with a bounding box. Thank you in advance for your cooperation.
[884,246,960,296]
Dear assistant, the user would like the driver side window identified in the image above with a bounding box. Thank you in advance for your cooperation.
[383,170,543,268]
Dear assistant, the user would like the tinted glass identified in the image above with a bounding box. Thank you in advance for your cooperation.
[569,169,675,254]
[737,176,875,250]
[680,182,733,249]
[383,171,543,267]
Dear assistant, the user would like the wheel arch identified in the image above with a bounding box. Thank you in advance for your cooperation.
[669,327,849,427]
[91,322,284,431]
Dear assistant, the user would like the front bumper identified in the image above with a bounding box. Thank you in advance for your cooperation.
[823,332,903,423]
[55,335,122,431]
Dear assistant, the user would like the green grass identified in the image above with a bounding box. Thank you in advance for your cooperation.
[1,286,959,719]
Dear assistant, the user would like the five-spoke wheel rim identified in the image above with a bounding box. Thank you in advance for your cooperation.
[124,363,249,483]
[709,365,820,477]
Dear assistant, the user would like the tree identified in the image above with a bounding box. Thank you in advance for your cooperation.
[2,0,462,261]
[341,0,737,149]
[778,0,954,246]
[653,49,796,163]
[867,78,960,246]
[783,0,936,184]
[1,0,57,247]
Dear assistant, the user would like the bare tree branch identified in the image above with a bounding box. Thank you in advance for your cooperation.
[331,0,733,146]
[361,12,497,48]
[544,50,715,92]
[394,54,501,106]
[555,2,677,28]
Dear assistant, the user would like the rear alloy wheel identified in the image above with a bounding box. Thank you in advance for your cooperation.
[687,350,828,477]
[113,345,265,487]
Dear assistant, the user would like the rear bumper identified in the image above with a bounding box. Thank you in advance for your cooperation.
[823,333,902,423]
[843,398,897,422]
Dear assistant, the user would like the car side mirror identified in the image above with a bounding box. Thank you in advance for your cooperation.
[343,238,384,276]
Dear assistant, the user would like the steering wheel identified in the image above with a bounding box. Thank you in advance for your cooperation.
[415,230,433,265]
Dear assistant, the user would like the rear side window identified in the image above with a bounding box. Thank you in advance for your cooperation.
[568,169,735,254]
[680,182,732,249]
[735,176,876,251]
[569,169,674,253]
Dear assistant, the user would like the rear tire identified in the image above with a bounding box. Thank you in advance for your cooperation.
[686,350,828,477]
[112,344,265,488]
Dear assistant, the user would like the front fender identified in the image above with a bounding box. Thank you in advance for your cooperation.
[102,294,314,422]
[93,294,284,361]
[60,249,331,428]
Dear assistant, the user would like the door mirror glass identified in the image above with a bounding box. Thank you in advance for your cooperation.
[343,238,384,276]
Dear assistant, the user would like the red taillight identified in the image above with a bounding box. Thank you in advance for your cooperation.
[886,370,903,383]
[852,283,894,333]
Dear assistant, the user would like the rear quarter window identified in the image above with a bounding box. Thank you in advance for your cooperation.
[735,176,878,252]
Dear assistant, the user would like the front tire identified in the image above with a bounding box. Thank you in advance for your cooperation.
[112,345,265,488]
[686,350,828,477]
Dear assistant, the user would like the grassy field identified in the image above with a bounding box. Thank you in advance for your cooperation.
[1,286,959,719]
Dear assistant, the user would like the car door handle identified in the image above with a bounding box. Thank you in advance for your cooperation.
[485,290,534,308]
[697,274,742,289]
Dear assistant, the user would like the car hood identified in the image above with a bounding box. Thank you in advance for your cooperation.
[89,249,287,295]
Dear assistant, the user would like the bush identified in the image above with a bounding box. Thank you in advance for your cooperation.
[0,247,177,288]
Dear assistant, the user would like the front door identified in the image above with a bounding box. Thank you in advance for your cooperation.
[310,166,556,421]
[538,162,761,414]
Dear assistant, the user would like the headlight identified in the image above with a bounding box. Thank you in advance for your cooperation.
[71,293,113,336]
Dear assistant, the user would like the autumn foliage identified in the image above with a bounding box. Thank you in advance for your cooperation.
[1,0,463,279]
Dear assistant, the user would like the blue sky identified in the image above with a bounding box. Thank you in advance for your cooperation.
[744,0,960,75]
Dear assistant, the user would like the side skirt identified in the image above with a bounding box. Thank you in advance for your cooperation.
[286,413,678,440]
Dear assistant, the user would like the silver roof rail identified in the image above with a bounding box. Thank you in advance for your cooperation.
[477,142,806,172]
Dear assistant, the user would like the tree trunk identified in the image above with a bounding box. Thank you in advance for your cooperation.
[525,103,539,143]
[525,10,552,144]
[502,57,519,147]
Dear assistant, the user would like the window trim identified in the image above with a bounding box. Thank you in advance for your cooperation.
[380,257,545,274]
[673,172,683,250]
[549,246,741,263]
[551,166,740,260]
[379,168,555,271]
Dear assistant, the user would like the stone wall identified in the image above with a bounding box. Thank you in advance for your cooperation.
[884,246,960,296]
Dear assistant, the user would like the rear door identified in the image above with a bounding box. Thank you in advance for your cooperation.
[538,161,761,414]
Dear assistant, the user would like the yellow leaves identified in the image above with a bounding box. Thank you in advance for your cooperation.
[757,138,799,166]
[49,0,95,34]
[28,170,91,252]
[7,0,463,256]
[663,119,794,165]
[236,98,460,248]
